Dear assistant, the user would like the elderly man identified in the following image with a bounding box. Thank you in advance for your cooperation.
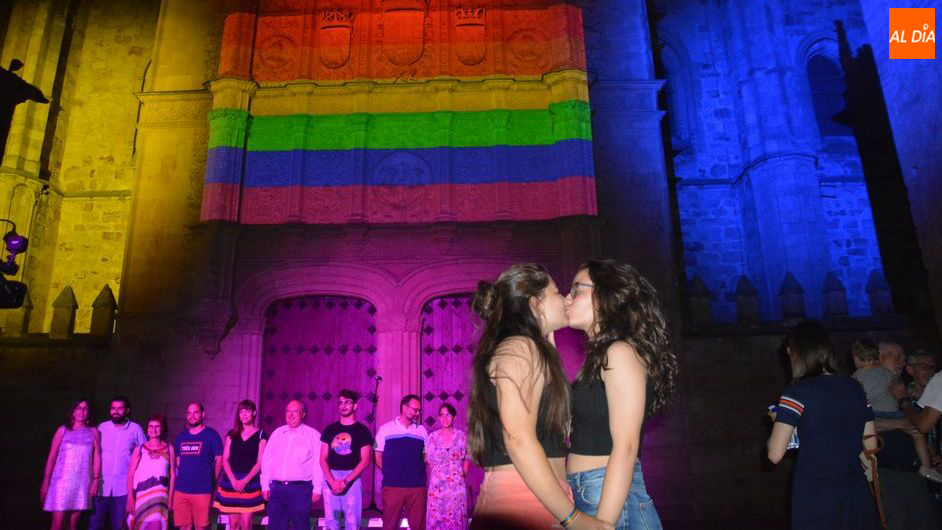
[262,400,323,530]
[880,341,907,376]
[894,353,942,451]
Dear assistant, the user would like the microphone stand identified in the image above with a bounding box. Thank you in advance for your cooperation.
[366,376,382,513]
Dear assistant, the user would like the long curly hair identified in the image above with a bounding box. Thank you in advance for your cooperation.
[576,259,678,415]
[467,263,570,465]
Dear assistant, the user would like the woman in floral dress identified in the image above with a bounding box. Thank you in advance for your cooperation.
[426,403,471,529]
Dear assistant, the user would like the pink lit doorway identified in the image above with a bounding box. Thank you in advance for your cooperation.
[260,295,380,507]
[419,293,485,513]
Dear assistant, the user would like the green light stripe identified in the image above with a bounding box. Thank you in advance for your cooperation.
[208,101,591,151]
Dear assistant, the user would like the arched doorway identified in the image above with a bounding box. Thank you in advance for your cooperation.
[259,295,379,504]
[418,293,484,509]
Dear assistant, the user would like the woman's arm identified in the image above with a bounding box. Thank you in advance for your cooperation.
[168,444,176,510]
[41,426,65,502]
[595,341,647,524]
[222,435,237,485]
[244,437,266,482]
[862,421,878,451]
[126,445,142,512]
[91,428,102,497]
[766,422,795,464]
[492,338,575,521]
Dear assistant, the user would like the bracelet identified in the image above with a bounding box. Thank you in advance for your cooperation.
[560,507,580,528]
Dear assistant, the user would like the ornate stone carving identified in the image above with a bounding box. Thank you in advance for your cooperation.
[317,8,354,69]
[508,29,549,63]
[381,0,429,66]
[370,152,430,219]
[455,5,486,66]
[258,33,298,72]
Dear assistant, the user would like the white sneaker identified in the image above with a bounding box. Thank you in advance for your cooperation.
[918,465,942,483]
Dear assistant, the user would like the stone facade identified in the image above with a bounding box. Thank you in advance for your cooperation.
[2,1,941,528]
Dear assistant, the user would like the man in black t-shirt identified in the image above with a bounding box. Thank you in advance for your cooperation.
[320,389,374,530]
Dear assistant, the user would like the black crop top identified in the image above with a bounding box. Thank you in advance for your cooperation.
[570,378,651,456]
[481,383,568,467]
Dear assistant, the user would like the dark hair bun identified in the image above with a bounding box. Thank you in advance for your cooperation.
[472,281,498,320]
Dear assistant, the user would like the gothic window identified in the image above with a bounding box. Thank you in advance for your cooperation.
[806,55,853,137]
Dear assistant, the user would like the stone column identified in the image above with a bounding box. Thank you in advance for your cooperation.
[582,0,675,298]
[374,311,421,426]
[727,0,828,319]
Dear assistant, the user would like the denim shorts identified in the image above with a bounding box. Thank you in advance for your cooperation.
[567,461,662,530]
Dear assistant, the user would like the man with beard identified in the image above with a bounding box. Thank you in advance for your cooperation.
[173,402,223,530]
[374,394,428,530]
[91,396,145,529]
[320,390,374,530]
[262,399,323,529]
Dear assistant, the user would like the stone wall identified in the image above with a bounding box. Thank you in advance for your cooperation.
[39,0,159,331]
[821,178,883,316]
[656,0,888,321]
[859,0,942,336]
[0,0,160,333]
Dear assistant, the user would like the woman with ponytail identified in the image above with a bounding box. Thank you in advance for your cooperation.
[468,263,612,530]
[564,259,677,528]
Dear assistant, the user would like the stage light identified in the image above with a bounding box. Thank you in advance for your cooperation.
[0,219,28,309]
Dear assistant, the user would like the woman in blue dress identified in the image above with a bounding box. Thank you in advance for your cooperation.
[767,320,880,530]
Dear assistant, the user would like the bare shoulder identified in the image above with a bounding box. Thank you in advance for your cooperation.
[491,336,538,377]
[605,341,646,371]
[498,335,537,354]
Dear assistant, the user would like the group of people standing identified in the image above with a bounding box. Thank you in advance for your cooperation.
[41,258,678,530]
[767,322,942,530]
[40,394,475,530]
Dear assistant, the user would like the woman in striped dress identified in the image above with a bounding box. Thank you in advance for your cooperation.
[127,414,174,530]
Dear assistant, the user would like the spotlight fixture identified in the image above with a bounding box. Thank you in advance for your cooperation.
[0,219,28,309]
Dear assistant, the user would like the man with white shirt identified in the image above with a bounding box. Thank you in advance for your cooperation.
[262,400,324,530]
[91,395,145,530]
[896,369,942,436]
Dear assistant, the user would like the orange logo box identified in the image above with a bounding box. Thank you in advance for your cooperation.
[889,8,935,59]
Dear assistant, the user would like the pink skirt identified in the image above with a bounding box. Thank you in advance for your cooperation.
[471,467,572,529]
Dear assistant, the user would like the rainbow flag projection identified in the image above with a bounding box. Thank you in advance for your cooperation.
[202,1,595,224]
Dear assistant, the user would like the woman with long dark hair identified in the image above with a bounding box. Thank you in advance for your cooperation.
[41,399,101,530]
[467,263,611,530]
[213,399,267,529]
[767,320,879,529]
[564,259,677,528]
